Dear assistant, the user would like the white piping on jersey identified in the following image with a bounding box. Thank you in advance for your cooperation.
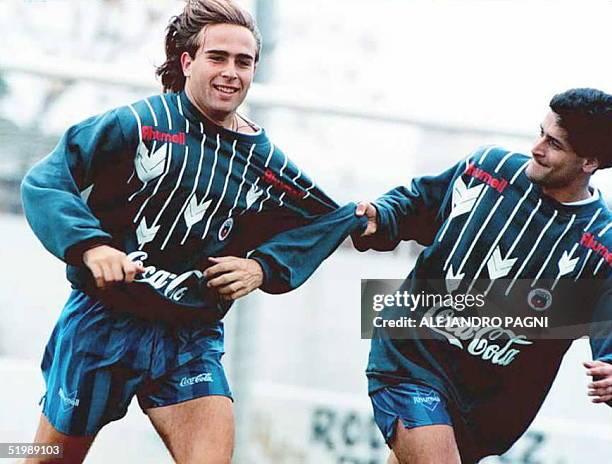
[245,143,274,214]
[438,178,484,242]
[440,149,519,245]
[477,145,499,165]
[592,221,612,274]
[136,217,160,247]
[455,196,504,277]
[228,143,257,217]
[575,250,593,281]
[531,214,576,287]
[160,95,173,131]
[162,128,207,250]
[598,221,612,237]
[176,94,189,133]
[276,152,289,207]
[257,151,276,213]
[201,139,239,239]
[181,133,221,244]
[572,209,606,279]
[484,199,542,296]
[584,208,602,231]
[302,179,316,200]
[510,161,529,184]
[505,210,558,296]
[442,184,489,271]
[284,167,304,206]
[129,99,163,200]
[143,98,159,127]
[139,141,189,250]
[126,104,143,187]
[259,151,288,211]
[494,151,516,173]
[552,243,580,291]
[466,184,534,294]
[594,256,606,274]
[134,144,173,224]
[139,101,190,230]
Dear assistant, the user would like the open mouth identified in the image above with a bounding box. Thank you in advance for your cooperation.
[213,84,239,95]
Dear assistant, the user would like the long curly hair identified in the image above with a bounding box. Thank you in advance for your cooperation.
[156,0,261,93]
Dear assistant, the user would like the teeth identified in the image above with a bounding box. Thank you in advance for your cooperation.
[214,85,237,94]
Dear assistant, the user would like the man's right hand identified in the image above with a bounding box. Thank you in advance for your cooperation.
[83,245,145,289]
[355,201,378,236]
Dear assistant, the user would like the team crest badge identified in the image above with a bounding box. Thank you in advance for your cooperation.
[527,288,552,311]
[218,218,234,241]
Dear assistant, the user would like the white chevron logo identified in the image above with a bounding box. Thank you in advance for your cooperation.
[445,265,465,293]
[245,184,263,209]
[135,142,168,183]
[486,246,517,280]
[184,195,212,228]
[136,217,160,246]
[557,246,580,277]
[450,177,484,218]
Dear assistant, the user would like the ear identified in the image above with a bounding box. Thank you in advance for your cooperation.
[180,51,193,78]
[582,157,599,175]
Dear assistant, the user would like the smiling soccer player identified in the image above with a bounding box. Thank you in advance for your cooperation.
[19,1,367,462]
[355,88,612,463]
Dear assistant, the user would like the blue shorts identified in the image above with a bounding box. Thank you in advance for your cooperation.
[370,382,453,445]
[40,290,232,436]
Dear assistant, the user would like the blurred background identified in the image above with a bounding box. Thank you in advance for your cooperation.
[0,0,611,462]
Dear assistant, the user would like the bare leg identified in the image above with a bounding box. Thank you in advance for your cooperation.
[390,422,461,464]
[146,395,234,464]
[23,414,96,464]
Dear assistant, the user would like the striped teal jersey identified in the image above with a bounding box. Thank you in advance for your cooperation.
[21,91,364,323]
[359,146,612,459]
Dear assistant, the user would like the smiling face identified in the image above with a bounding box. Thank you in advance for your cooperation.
[181,23,257,127]
[525,111,598,201]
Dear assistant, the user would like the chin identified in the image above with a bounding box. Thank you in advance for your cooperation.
[525,163,538,182]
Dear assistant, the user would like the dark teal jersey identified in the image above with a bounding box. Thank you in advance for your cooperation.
[21,91,366,323]
[357,146,612,460]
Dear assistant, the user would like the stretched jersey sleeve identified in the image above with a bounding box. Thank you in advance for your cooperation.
[249,203,368,293]
[21,110,131,264]
[353,157,468,252]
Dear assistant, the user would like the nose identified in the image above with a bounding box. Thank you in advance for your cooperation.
[220,61,238,80]
[531,136,546,157]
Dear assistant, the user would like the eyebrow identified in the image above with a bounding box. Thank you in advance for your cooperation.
[204,49,255,61]
[540,124,567,149]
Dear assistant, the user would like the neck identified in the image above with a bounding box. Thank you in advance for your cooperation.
[541,182,591,203]
[185,86,235,129]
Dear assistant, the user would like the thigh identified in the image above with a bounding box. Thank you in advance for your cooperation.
[371,383,461,464]
[24,414,96,464]
[146,395,234,464]
[42,290,151,436]
[391,423,461,464]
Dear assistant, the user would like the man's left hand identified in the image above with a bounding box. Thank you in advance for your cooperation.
[584,360,612,403]
[204,256,264,301]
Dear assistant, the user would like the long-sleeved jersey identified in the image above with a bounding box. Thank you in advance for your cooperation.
[21,91,366,324]
[358,146,612,460]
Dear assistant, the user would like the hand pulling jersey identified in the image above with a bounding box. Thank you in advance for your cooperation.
[21,91,366,324]
[358,146,612,461]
